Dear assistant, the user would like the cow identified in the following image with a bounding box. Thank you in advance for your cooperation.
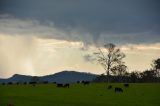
[8,82,13,85]
[108,85,112,89]
[115,87,123,93]
[29,82,37,84]
[63,83,70,88]
[56,84,63,87]
[124,83,129,87]
[2,83,5,85]
[29,82,37,86]
[82,81,90,85]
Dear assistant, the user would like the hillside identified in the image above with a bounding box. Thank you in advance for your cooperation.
[0,71,97,83]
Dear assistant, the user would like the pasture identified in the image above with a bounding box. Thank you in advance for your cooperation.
[0,83,160,106]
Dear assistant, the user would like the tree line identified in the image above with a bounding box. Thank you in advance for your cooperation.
[91,43,160,83]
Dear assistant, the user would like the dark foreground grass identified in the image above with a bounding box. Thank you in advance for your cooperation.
[0,83,160,106]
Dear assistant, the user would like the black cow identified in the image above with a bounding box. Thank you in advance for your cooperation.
[115,87,123,93]
[29,82,37,84]
[108,85,112,89]
[2,83,5,85]
[124,83,129,87]
[8,82,13,85]
[57,84,63,87]
[29,82,37,86]
[82,81,90,85]
[63,83,70,88]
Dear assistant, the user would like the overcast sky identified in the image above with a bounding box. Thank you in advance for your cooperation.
[0,0,160,78]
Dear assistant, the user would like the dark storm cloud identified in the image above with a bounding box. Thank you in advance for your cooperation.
[0,0,160,45]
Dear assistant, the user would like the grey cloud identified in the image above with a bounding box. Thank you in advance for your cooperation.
[0,0,160,45]
[0,16,95,45]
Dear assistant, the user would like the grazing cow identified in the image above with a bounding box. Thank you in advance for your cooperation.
[115,87,123,93]
[124,83,129,87]
[29,82,37,84]
[29,82,37,86]
[108,85,112,89]
[63,83,70,88]
[82,81,90,85]
[57,84,63,87]
[2,83,5,85]
[8,82,13,85]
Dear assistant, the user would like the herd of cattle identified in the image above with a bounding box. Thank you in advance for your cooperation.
[1,80,129,93]
[52,82,129,93]
[0,80,90,87]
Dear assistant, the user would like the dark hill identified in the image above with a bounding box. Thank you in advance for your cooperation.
[41,70,97,83]
[0,74,32,83]
[0,71,97,84]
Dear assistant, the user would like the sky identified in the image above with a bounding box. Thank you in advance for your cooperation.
[0,0,160,78]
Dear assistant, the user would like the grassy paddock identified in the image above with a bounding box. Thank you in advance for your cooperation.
[0,83,160,106]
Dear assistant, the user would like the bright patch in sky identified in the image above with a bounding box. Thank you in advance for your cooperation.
[0,33,160,78]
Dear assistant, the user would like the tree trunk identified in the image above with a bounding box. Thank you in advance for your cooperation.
[107,70,110,83]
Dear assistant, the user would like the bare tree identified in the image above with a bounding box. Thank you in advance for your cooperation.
[94,43,126,83]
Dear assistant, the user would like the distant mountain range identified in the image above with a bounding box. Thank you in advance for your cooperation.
[0,71,97,84]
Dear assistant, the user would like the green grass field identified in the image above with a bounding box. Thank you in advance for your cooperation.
[0,83,160,106]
